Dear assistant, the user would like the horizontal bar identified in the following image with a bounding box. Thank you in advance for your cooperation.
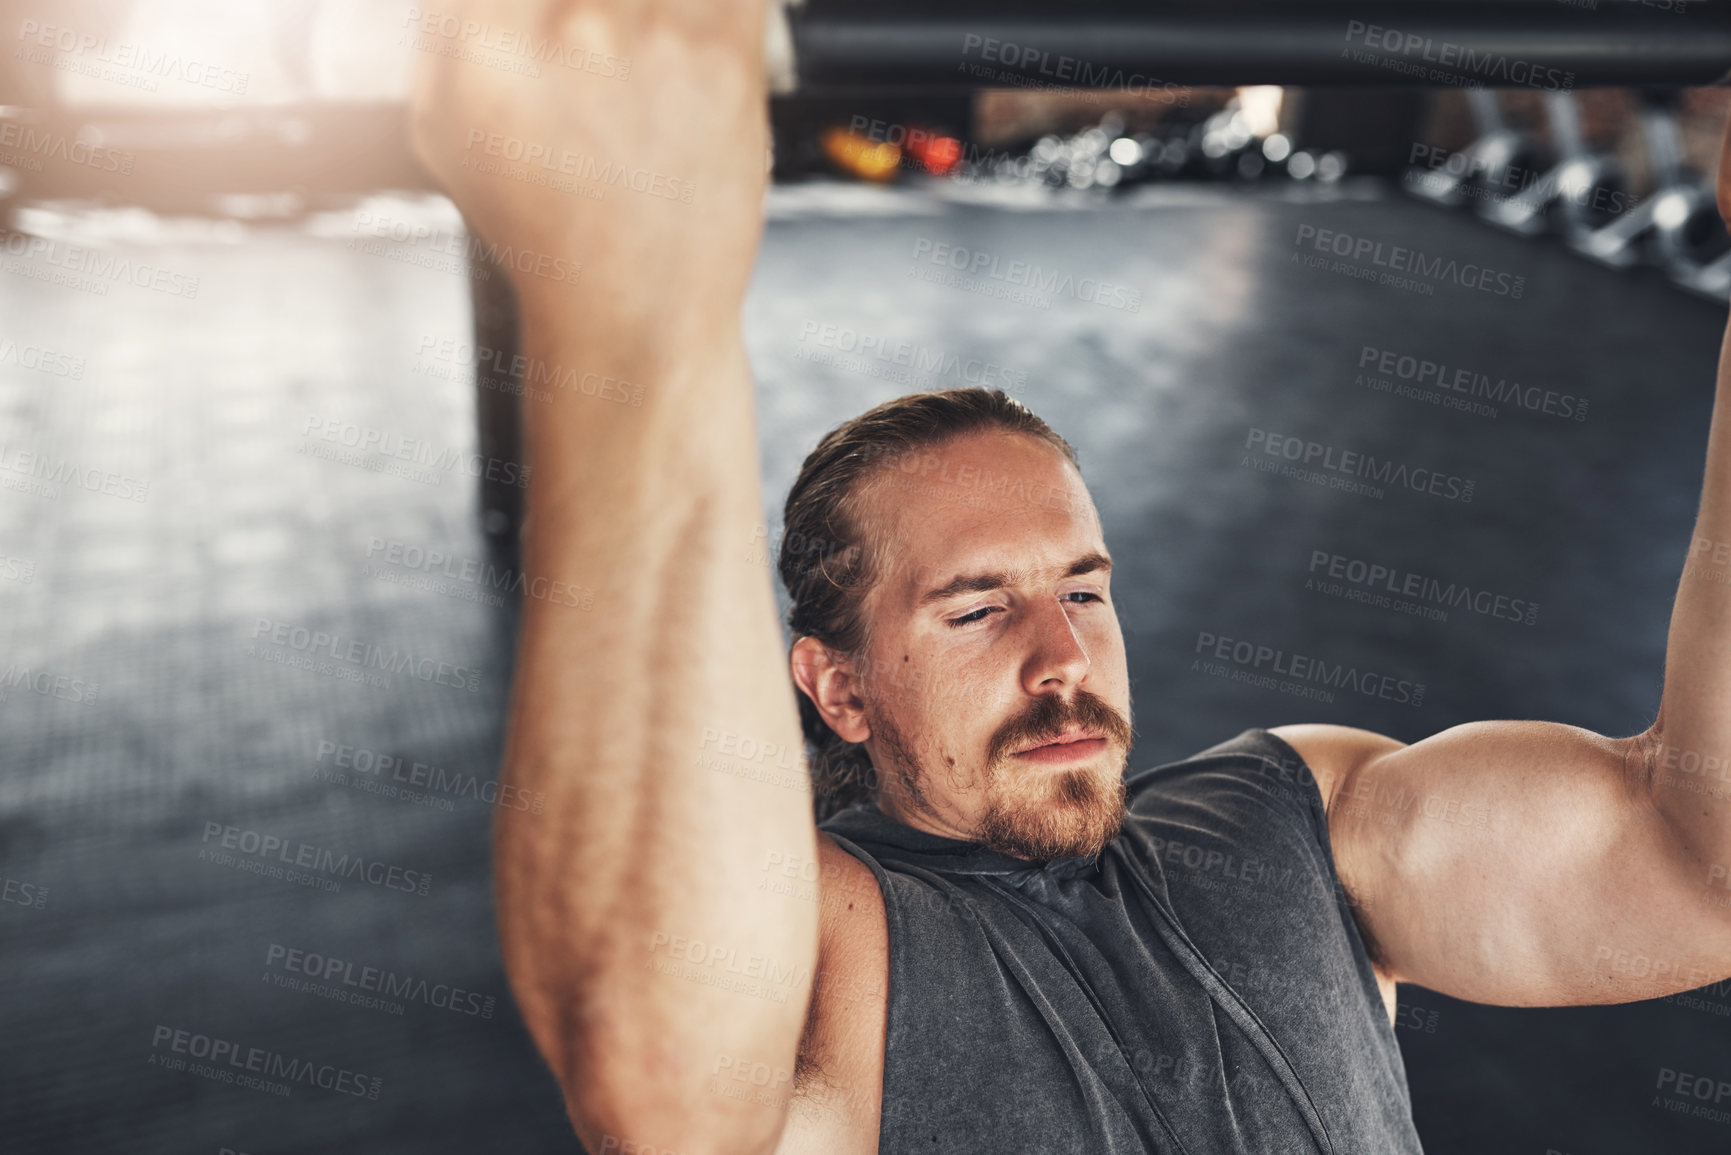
[790,5,1731,89]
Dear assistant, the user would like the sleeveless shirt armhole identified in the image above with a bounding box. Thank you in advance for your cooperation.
[1247,727,1390,975]
[1248,727,1333,844]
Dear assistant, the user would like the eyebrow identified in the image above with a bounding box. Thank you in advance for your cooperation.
[918,551,1112,605]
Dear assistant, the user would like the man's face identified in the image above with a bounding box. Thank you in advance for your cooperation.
[849,429,1133,862]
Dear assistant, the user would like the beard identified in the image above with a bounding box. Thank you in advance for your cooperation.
[870,688,1133,864]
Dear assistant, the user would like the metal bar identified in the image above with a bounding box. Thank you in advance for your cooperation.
[789,5,1731,90]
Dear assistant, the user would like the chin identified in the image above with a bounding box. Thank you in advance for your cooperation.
[975,757,1129,863]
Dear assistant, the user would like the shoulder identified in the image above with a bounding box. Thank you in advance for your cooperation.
[1267,723,1407,810]
[1124,728,1405,1016]
[813,830,887,944]
[802,832,887,1029]
[775,832,886,1154]
[1126,726,1339,818]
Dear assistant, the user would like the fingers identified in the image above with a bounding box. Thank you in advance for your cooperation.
[457,0,773,59]
[404,0,778,293]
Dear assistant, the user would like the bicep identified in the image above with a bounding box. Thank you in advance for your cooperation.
[1323,720,1731,1006]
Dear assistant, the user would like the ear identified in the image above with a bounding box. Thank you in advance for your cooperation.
[790,636,871,745]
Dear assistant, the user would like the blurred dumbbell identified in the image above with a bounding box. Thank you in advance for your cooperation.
[1574,90,1730,291]
[1484,91,1632,241]
[1407,89,1544,210]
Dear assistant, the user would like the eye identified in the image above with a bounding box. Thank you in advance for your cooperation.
[947,606,1000,628]
[1063,591,1104,605]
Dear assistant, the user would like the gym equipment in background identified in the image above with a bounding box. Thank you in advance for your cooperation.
[1481,91,1631,242]
[1400,87,1731,305]
[775,0,1731,92]
[1616,91,1731,298]
[1570,91,1716,271]
[1406,88,1542,210]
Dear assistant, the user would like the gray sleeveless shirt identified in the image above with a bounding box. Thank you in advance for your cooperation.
[818,727,1424,1154]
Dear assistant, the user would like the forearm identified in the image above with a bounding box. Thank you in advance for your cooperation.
[1651,313,1731,859]
[405,1,801,1143]
[496,303,816,1154]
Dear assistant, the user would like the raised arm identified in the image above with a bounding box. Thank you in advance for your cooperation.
[409,4,817,1153]
[1274,115,1731,1009]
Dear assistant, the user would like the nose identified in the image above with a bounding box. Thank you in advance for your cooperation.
[1021,596,1092,696]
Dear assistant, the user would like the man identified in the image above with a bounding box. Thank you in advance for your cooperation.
[408,2,1731,1152]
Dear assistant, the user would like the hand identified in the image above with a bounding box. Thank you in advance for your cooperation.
[407,0,774,337]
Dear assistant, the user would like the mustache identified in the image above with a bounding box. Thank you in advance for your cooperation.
[986,689,1134,765]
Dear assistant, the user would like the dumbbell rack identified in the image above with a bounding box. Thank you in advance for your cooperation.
[1403,88,1731,304]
